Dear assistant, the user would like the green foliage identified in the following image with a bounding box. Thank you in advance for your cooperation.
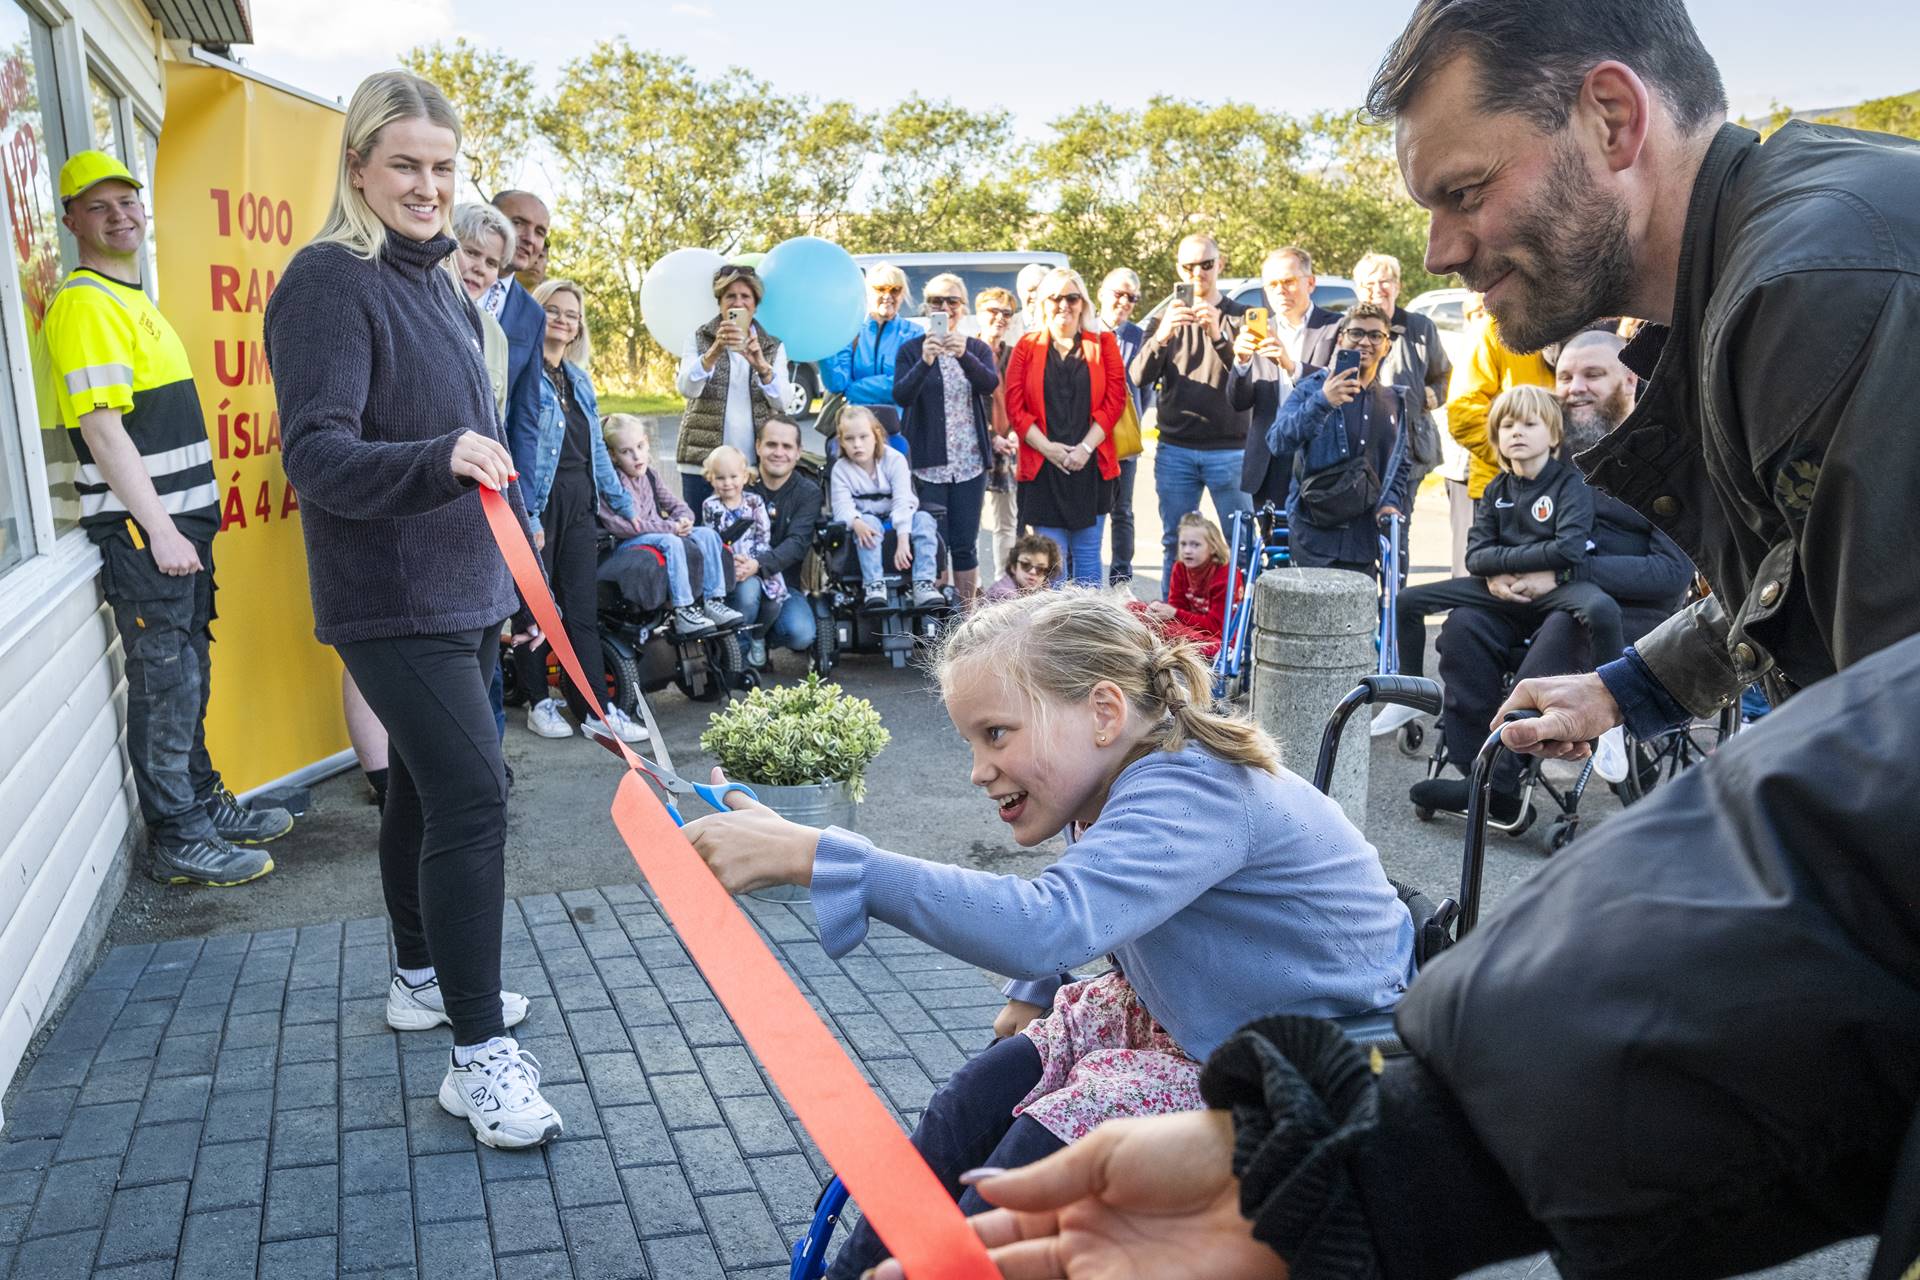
[1853,94,1920,140]
[398,39,537,200]
[699,675,890,800]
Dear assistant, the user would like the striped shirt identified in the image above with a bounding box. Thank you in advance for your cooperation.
[44,267,219,541]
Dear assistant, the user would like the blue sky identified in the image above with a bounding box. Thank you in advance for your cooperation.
[243,0,1916,147]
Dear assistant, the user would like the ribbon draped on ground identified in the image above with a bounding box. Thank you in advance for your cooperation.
[479,487,996,1280]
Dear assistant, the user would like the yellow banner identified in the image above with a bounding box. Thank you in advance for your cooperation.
[155,64,348,792]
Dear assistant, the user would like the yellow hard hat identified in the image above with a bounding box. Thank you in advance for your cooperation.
[59,150,142,203]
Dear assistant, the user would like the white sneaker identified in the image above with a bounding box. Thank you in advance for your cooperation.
[438,1037,563,1149]
[583,705,649,744]
[700,599,746,627]
[386,976,529,1032]
[526,698,572,739]
[1592,726,1630,784]
[1370,703,1424,737]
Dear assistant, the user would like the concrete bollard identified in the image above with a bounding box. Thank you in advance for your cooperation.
[1251,567,1379,828]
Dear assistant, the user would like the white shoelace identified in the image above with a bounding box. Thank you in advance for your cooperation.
[471,1039,543,1108]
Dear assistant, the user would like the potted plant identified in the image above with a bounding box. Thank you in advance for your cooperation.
[699,675,890,900]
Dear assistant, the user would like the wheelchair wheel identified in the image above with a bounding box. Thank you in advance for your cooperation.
[811,620,837,676]
[1397,722,1425,757]
[1616,709,1734,805]
[1549,816,1579,852]
[605,644,643,717]
[693,631,745,702]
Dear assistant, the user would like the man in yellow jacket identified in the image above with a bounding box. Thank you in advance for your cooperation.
[1445,314,1554,500]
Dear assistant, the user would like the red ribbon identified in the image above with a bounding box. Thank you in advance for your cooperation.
[479,487,996,1279]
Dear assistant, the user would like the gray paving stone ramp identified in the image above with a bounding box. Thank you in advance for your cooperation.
[0,887,994,1278]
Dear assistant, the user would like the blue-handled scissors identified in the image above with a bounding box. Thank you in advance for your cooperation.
[582,719,757,826]
[638,755,758,828]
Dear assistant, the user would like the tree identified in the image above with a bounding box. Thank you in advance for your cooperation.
[1853,93,1920,140]
[538,41,793,387]
[839,98,1032,253]
[398,39,539,200]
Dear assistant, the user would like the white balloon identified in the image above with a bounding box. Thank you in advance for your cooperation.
[641,248,726,354]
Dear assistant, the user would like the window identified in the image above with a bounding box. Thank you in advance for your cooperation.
[0,0,72,564]
[88,69,117,158]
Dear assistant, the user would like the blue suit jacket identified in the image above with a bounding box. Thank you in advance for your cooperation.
[498,281,547,481]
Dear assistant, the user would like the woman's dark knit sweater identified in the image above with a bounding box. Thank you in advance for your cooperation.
[266,230,522,644]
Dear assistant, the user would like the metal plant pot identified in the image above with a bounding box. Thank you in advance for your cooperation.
[745,779,858,902]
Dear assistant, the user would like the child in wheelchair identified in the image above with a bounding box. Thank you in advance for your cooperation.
[597,415,744,637]
[827,405,943,611]
[682,590,1415,1279]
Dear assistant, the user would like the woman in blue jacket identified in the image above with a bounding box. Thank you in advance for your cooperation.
[821,261,913,457]
[511,279,646,744]
[893,273,1000,601]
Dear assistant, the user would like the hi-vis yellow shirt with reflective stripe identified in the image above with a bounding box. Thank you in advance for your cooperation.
[44,267,219,539]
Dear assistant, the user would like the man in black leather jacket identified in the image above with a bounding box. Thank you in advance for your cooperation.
[1367,0,1920,773]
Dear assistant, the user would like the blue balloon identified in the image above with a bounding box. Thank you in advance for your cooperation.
[756,237,867,363]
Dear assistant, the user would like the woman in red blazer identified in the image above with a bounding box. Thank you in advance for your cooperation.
[1004,267,1130,586]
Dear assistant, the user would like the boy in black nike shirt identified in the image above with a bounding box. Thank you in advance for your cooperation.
[1386,384,1624,681]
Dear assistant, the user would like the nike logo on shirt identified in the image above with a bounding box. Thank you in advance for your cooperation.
[1494,499,1515,508]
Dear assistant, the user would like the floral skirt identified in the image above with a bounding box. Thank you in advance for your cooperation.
[1015,971,1204,1144]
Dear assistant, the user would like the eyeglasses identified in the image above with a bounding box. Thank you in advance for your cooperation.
[1047,294,1084,307]
[1341,330,1389,346]
[981,306,1015,318]
[1178,259,1217,274]
[871,285,903,296]
[1107,290,1138,303]
[925,295,962,307]
[1015,559,1053,575]
[544,308,582,323]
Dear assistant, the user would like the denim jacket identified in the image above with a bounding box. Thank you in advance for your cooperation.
[517,359,633,534]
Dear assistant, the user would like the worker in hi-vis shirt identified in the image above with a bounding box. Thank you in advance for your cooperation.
[46,149,293,887]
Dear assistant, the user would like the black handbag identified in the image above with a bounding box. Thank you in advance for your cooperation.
[1297,453,1381,526]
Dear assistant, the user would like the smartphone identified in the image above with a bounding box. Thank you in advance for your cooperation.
[1244,306,1269,341]
[1173,282,1195,308]
[1332,348,1364,379]
[928,311,950,340]
[726,307,745,326]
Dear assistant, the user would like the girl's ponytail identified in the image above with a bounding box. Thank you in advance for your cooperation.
[1146,639,1276,771]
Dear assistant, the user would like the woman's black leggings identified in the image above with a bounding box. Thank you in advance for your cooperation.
[336,628,508,1046]
[515,465,608,723]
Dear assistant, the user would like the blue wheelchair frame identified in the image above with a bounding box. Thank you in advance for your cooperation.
[1210,504,1290,700]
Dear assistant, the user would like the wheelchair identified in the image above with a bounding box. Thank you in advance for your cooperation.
[785,674,1513,1278]
[1407,638,1741,852]
[807,512,958,674]
[501,532,754,714]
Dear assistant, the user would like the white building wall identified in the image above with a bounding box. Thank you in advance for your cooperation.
[0,0,170,1123]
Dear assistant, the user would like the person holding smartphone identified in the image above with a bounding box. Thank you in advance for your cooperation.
[675,263,791,512]
[1262,302,1411,576]
[1229,247,1344,510]
[894,273,1000,602]
[1129,234,1253,585]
